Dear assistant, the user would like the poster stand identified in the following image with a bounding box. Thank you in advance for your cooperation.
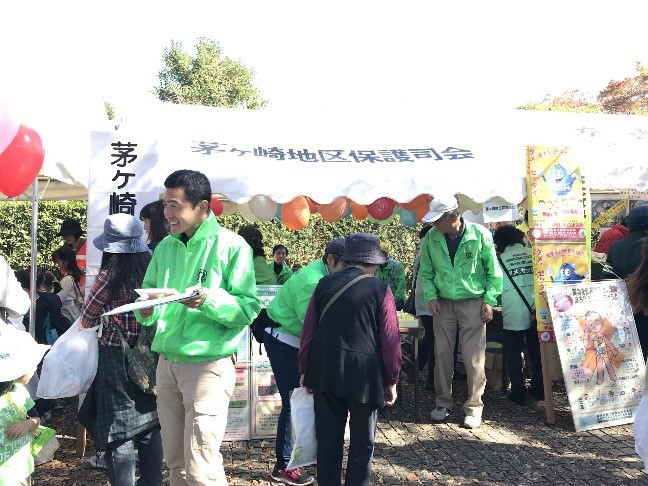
[525,145,591,425]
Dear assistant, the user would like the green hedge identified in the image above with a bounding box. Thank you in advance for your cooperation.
[0,202,422,283]
[0,201,87,272]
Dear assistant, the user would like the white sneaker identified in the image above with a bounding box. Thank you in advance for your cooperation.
[463,415,481,429]
[430,407,449,422]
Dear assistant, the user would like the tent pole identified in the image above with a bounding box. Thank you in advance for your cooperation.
[29,178,38,338]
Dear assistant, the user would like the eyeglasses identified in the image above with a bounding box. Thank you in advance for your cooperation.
[432,213,449,226]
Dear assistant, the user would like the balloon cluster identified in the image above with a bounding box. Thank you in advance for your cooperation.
[214,193,433,231]
[0,100,45,198]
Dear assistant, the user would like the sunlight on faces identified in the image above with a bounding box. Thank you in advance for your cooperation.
[273,248,287,265]
[142,218,151,241]
[162,187,209,237]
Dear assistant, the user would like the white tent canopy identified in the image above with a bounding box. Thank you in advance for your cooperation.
[11,100,648,202]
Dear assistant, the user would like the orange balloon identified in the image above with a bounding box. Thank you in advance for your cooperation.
[306,197,319,214]
[281,196,310,230]
[351,201,368,220]
[415,203,430,222]
[401,194,431,211]
[319,198,349,222]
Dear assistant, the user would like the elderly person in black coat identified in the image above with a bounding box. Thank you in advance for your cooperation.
[299,233,401,486]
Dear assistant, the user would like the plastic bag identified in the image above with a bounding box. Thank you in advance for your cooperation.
[32,425,60,466]
[37,319,98,399]
[287,387,317,469]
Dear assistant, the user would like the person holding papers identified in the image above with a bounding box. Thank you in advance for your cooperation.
[78,213,162,486]
[136,170,261,486]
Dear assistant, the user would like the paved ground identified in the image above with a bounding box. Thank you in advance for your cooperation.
[34,375,646,485]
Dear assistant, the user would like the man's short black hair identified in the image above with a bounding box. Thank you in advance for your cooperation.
[164,170,212,207]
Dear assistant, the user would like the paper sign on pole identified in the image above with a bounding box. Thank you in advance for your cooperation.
[482,199,518,223]
[547,281,644,431]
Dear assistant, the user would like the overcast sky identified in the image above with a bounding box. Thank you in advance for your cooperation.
[1,0,646,120]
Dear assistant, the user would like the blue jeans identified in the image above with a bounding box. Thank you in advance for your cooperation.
[105,426,163,486]
[263,331,300,469]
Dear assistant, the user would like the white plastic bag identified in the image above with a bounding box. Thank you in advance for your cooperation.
[635,356,648,472]
[37,319,98,399]
[287,387,317,469]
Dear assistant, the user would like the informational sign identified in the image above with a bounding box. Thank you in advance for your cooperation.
[257,285,282,308]
[482,199,518,223]
[253,399,283,438]
[591,200,627,229]
[224,367,250,441]
[547,281,644,432]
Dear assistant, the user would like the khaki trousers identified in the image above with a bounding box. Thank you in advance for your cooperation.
[157,356,235,486]
[433,297,486,418]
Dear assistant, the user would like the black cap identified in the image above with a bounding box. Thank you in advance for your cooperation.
[58,218,83,236]
[324,238,345,257]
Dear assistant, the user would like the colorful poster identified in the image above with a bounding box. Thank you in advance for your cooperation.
[547,281,644,432]
[224,367,250,441]
[526,146,591,342]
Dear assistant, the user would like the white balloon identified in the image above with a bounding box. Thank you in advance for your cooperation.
[248,195,278,221]
[221,200,239,216]
[238,203,259,222]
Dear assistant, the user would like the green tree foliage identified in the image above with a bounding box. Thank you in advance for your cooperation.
[155,38,267,109]
[0,201,87,272]
[597,62,648,115]
[518,62,647,115]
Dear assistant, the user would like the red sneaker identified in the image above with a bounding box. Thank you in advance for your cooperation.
[271,466,314,485]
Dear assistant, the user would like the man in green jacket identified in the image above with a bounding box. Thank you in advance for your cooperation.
[136,170,260,485]
[262,238,346,484]
[375,241,406,310]
[419,195,502,429]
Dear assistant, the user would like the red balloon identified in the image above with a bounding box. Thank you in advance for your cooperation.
[210,195,224,216]
[366,197,396,220]
[0,125,44,198]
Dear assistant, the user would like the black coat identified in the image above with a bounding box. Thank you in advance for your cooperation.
[305,267,389,405]
[24,291,72,344]
[607,232,646,279]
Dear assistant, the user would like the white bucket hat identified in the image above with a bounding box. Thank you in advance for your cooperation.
[0,328,50,382]
[421,195,459,223]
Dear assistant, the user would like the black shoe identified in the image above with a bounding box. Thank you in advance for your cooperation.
[529,388,545,401]
[507,392,526,405]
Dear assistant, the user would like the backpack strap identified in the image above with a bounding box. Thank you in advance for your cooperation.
[320,273,371,322]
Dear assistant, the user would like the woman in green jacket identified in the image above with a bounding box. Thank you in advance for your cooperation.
[493,225,543,404]
[271,244,294,285]
[238,226,278,285]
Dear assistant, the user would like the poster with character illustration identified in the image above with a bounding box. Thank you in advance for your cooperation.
[547,281,644,432]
